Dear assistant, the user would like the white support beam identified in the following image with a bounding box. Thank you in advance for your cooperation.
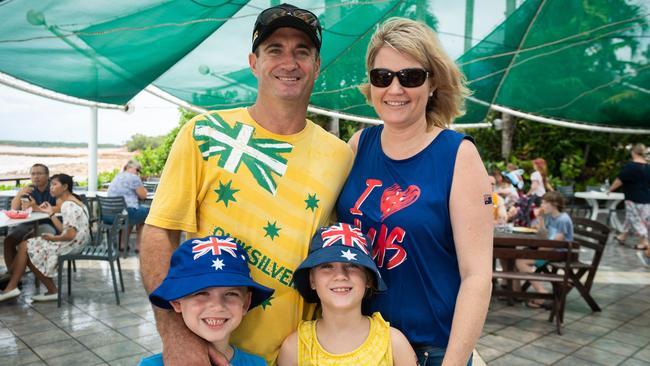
[0,72,126,110]
[88,106,98,194]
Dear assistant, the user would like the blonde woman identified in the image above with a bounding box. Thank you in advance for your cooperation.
[336,18,492,366]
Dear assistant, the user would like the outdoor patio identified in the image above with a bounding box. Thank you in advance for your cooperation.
[0,231,649,365]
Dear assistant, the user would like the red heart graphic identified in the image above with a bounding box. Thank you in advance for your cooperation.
[379,183,421,221]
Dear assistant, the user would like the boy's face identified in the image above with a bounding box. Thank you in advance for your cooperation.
[171,286,252,344]
[309,262,370,311]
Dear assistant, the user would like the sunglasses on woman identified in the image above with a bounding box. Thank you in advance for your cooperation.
[369,68,431,88]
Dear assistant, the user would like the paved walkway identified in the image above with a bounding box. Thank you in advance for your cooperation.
[0,234,649,365]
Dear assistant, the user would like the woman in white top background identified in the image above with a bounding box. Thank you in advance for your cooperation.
[528,158,553,203]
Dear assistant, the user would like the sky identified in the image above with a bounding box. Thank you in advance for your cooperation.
[0,85,181,145]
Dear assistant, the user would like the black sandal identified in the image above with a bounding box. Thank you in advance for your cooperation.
[614,236,626,246]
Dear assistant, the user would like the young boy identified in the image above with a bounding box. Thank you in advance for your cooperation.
[278,223,416,365]
[139,236,274,366]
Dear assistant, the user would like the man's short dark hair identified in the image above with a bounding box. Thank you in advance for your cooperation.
[31,163,49,176]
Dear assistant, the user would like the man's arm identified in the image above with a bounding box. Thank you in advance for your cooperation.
[141,224,229,366]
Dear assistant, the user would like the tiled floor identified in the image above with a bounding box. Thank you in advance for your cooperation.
[480,237,650,366]
[1,230,649,365]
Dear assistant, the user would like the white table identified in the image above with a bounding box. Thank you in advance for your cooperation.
[574,191,625,231]
[86,191,154,200]
[0,211,49,228]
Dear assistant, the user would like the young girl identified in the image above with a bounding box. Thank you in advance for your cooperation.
[277,223,417,365]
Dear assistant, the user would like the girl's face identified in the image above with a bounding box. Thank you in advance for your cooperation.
[309,262,370,311]
[49,179,66,198]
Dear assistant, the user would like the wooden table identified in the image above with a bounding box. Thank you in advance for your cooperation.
[574,191,624,231]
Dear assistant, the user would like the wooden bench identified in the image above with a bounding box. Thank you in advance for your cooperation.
[493,235,578,334]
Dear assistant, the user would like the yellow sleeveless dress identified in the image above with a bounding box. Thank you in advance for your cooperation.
[297,312,393,365]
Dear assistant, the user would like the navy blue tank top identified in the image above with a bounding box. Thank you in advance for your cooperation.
[336,125,470,347]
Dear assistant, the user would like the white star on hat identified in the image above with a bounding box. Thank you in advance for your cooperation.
[341,249,357,261]
[212,258,225,270]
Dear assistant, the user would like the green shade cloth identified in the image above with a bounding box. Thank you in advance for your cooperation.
[1,0,649,129]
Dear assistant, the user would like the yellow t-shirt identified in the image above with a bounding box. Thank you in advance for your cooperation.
[297,312,393,365]
[146,108,353,364]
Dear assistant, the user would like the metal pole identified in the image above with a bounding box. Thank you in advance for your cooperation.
[329,116,340,137]
[464,0,475,52]
[89,106,98,194]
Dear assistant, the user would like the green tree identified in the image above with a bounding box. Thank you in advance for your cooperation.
[125,133,164,152]
[135,108,197,177]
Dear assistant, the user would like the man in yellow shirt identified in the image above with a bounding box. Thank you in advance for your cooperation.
[140,4,353,366]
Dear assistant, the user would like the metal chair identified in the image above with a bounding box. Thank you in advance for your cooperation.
[97,196,131,253]
[57,213,126,306]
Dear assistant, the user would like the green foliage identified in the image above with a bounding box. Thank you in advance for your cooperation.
[559,152,585,183]
[339,120,360,142]
[134,108,196,177]
[98,169,119,190]
[125,133,164,152]
[306,112,360,142]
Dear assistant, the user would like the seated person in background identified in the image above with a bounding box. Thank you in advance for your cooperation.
[505,163,525,190]
[107,160,149,253]
[515,191,573,308]
[0,174,90,302]
[1,163,57,282]
[489,175,508,224]
[139,236,272,366]
[278,223,416,365]
[493,169,519,209]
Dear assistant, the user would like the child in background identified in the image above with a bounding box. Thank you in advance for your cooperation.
[139,236,273,366]
[277,223,417,365]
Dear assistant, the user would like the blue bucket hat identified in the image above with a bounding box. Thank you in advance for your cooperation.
[293,223,387,303]
[149,236,274,310]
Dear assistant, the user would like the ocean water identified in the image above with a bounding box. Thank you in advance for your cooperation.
[0,145,131,178]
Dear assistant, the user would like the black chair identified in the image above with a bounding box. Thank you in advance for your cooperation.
[97,196,131,253]
[57,213,126,306]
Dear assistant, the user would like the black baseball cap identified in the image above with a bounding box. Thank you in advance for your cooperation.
[251,3,322,52]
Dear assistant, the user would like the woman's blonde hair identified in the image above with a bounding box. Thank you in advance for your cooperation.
[360,17,470,129]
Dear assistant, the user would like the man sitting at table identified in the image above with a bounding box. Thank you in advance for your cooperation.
[515,191,574,308]
[107,159,149,253]
[1,163,57,282]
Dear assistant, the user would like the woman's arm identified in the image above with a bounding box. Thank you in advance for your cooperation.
[42,226,77,242]
[277,331,298,366]
[347,129,363,155]
[135,185,148,200]
[608,178,623,193]
[390,327,417,365]
[445,140,493,366]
